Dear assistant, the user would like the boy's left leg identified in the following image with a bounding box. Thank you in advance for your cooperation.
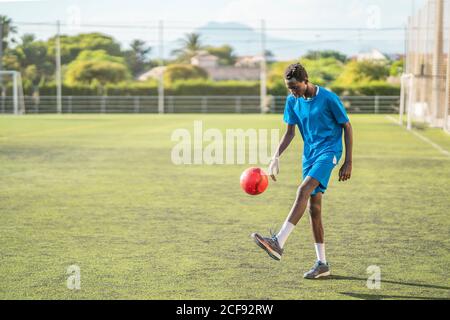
[309,193,324,246]
[304,193,331,279]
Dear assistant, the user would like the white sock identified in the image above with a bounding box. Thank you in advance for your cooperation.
[276,221,295,248]
[314,243,326,263]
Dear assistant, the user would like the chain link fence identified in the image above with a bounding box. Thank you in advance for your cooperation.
[0,95,399,114]
[404,0,450,132]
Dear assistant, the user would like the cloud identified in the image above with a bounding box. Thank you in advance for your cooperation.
[213,0,379,41]
[0,0,42,2]
[214,0,334,26]
[214,0,409,29]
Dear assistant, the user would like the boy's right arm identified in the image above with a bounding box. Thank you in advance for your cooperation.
[268,124,296,182]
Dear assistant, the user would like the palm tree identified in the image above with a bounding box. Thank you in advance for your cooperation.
[171,33,204,63]
[0,15,18,95]
[0,15,18,51]
[126,39,152,77]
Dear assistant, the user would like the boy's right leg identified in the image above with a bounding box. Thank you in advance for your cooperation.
[285,176,321,226]
[251,176,320,261]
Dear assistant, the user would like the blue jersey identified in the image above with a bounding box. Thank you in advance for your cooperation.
[283,86,349,166]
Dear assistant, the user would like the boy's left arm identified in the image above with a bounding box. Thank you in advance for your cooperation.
[339,122,353,182]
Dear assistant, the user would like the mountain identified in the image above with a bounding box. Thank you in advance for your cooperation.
[164,21,404,61]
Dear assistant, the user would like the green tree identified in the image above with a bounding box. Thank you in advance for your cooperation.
[389,59,404,77]
[303,50,348,63]
[65,50,130,86]
[205,45,236,66]
[171,33,204,63]
[267,57,344,89]
[2,50,20,70]
[164,64,208,84]
[0,14,17,92]
[335,60,390,86]
[47,33,122,65]
[14,34,54,91]
[300,57,345,85]
[0,15,17,51]
[124,39,152,77]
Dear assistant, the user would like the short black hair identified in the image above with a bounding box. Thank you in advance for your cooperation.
[284,63,308,82]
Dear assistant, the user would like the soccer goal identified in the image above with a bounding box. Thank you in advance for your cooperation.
[399,73,448,131]
[445,74,450,134]
[0,70,25,115]
[399,73,416,130]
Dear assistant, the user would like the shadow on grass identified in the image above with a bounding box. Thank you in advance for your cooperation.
[340,292,450,300]
[330,275,450,291]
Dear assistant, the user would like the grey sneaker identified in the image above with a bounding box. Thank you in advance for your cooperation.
[303,261,331,279]
[251,232,283,261]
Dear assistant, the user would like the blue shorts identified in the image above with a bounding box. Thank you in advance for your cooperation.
[302,152,341,196]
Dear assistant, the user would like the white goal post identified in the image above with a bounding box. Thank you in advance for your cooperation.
[399,73,414,130]
[398,73,448,131]
[0,70,25,115]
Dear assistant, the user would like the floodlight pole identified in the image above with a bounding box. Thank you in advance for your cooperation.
[445,61,450,133]
[260,19,267,114]
[403,21,408,82]
[0,21,4,97]
[0,21,3,72]
[401,16,412,126]
[407,74,414,131]
[444,3,450,133]
[431,0,444,126]
[13,71,18,115]
[56,20,62,114]
[399,74,406,125]
[158,20,164,114]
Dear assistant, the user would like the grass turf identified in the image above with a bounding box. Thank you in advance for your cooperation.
[0,114,449,300]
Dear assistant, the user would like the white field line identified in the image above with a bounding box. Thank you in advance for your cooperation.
[385,115,450,158]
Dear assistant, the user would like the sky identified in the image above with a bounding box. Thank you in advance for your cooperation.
[0,0,427,58]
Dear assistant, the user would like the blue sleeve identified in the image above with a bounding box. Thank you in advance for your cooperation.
[328,94,349,125]
[283,96,298,125]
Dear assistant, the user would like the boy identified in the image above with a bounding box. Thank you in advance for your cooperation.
[251,63,353,279]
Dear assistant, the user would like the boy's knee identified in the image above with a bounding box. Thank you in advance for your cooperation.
[309,203,321,218]
[297,185,312,201]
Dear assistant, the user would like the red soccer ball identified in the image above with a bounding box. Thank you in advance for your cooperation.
[240,167,269,196]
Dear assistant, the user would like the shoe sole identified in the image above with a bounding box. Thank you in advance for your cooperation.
[304,271,331,279]
[251,233,281,261]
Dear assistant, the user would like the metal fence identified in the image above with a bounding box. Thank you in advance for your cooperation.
[404,0,450,132]
[0,95,400,114]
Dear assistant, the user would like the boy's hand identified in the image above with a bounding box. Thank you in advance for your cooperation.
[268,156,280,182]
[339,161,352,182]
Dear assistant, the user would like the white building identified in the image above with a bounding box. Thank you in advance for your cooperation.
[190,51,219,68]
[356,49,388,62]
[190,52,260,81]
[138,66,166,81]
[138,52,261,82]
[235,55,264,68]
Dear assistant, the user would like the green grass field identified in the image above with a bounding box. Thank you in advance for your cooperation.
[0,114,449,300]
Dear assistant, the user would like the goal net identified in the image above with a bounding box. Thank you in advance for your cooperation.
[399,72,450,131]
[0,71,25,115]
[403,0,450,132]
